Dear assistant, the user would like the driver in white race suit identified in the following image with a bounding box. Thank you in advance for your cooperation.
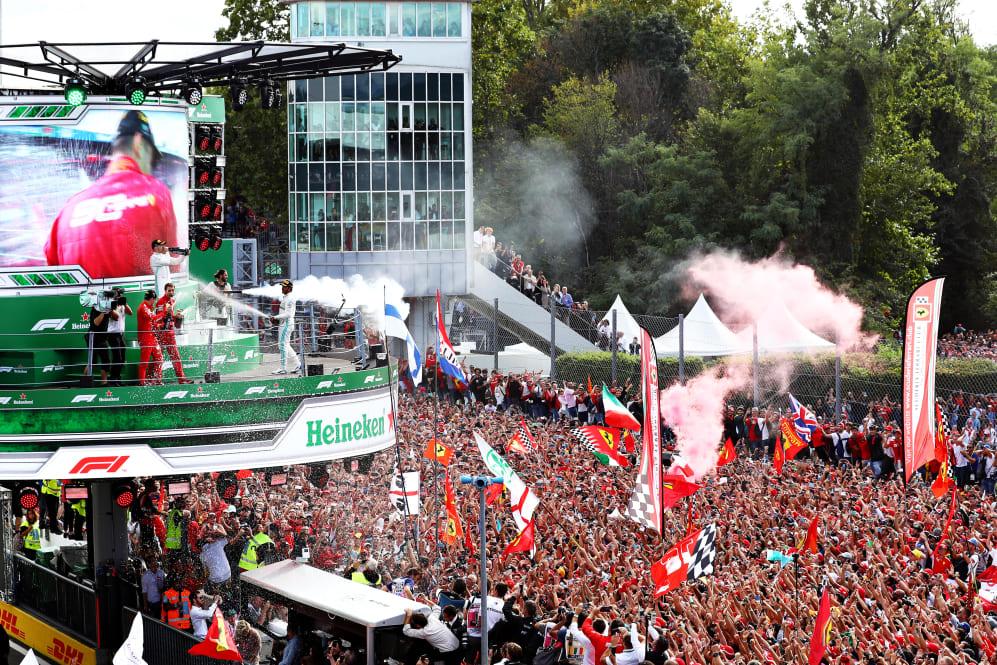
[269,280,300,374]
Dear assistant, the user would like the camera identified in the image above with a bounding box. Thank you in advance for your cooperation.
[169,246,191,256]
[79,287,123,313]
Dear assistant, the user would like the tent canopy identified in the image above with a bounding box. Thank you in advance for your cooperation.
[734,304,835,354]
[655,294,748,357]
[600,296,643,349]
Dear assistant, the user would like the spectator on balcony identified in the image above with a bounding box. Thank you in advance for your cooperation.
[597,319,611,351]
[628,336,641,355]
[482,228,496,269]
[508,255,524,290]
[522,266,537,300]
[473,226,484,261]
[551,284,562,308]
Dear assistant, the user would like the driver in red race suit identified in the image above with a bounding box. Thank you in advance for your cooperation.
[137,289,164,386]
[44,109,180,279]
[154,283,193,385]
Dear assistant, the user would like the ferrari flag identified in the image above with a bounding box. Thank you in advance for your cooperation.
[809,587,832,665]
[626,329,663,531]
[650,523,717,597]
[903,277,945,482]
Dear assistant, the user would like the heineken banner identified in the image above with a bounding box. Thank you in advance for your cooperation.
[14,389,395,480]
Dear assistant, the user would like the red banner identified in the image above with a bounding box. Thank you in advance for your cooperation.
[903,277,945,482]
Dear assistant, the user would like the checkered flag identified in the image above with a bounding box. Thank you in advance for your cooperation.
[932,399,954,498]
[626,464,659,530]
[687,523,717,581]
[507,416,537,455]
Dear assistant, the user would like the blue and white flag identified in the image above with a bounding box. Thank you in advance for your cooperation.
[435,290,466,384]
[385,303,422,385]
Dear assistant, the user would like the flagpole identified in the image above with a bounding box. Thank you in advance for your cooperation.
[384,288,413,551]
[793,552,800,644]
[433,291,442,576]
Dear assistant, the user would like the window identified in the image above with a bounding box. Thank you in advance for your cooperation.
[297,4,309,38]
[357,3,371,35]
[447,2,461,37]
[311,2,326,36]
[402,3,416,36]
[401,191,414,220]
[432,3,446,36]
[417,3,432,36]
[290,4,298,39]
[372,3,387,35]
[341,2,356,34]
[326,2,340,36]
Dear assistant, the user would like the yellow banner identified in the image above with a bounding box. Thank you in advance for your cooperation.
[0,601,96,665]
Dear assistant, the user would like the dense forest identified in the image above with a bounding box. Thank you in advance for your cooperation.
[218,0,997,331]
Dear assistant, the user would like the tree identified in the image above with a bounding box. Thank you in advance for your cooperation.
[214,0,290,221]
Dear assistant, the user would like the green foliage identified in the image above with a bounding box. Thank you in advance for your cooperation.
[214,0,289,220]
[553,350,707,388]
[471,0,537,138]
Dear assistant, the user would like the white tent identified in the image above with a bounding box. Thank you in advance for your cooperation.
[600,295,643,350]
[734,304,835,354]
[462,342,551,374]
[655,294,749,357]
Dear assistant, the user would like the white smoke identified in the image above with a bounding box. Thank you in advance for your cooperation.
[243,275,409,329]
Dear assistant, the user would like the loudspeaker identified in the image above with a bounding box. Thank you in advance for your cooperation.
[204,371,221,384]
[79,376,94,388]
[307,364,324,376]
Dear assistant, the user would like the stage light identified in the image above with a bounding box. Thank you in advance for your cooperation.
[195,234,211,252]
[18,483,40,510]
[230,80,249,111]
[211,168,222,186]
[215,471,238,500]
[274,86,283,108]
[195,194,213,221]
[125,76,147,105]
[183,82,203,106]
[64,77,87,107]
[112,481,137,508]
[307,463,329,489]
[259,81,276,110]
[211,234,223,250]
[197,168,210,186]
[211,128,223,152]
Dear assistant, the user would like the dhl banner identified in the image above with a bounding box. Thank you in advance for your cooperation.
[903,277,945,482]
[0,601,96,665]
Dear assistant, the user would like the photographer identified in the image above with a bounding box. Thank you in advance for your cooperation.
[150,239,189,297]
[105,288,132,386]
[86,295,111,386]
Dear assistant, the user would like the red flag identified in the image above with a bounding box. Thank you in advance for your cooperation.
[903,277,945,482]
[441,471,463,546]
[622,430,637,454]
[463,513,476,555]
[661,471,701,510]
[235,469,253,480]
[773,435,785,474]
[500,519,535,562]
[649,524,716,596]
[808,587,832,665]
[798,514,819,554]
[932,401,953,498]
[484,483,503,506]
[424,439,454,466]
[188,607,242,661]
[587,375,593,395]
[572,426,630,467]
[930,488,958,573]
[778,418,808,460]
[717,438,736,467]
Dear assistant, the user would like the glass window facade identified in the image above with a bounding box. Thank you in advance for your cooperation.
[290,2,462,39]
[288,72,467,252]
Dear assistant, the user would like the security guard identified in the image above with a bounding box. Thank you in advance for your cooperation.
[238,523,274,571]
[165,498,186,553]
[350,559,382,586]
[40,479,62,535]
[22,508,41,561]
[162,581,192,630]
[70,498,86,541]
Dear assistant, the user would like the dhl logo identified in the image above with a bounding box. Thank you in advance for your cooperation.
[47,638,85,665]
[0,609,25,639]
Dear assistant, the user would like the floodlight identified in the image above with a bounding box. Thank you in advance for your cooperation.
[230,80,249,111]
[125,76,147,105]
[64,77,87,107]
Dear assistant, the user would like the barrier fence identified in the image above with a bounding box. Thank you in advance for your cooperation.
[447,285,997,431]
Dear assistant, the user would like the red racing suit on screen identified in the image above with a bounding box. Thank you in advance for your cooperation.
[137,300,164,386]
[154,295,187,381]
[44,156,180,279]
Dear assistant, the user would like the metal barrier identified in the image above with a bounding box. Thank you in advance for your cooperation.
[122,607,223,665]
[12,553,97,642]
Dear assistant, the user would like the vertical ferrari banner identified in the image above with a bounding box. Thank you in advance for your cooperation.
[626,329,663,532]
[903,277,945,483]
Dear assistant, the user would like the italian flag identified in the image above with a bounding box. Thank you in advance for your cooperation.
[602,384,641,431]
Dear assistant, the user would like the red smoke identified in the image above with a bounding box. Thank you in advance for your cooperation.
[684,251,876,351]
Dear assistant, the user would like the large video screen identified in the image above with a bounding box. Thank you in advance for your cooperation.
[0,103,189,280]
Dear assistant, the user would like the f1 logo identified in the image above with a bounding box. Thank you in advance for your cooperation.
[31,318,69,332]
[69,455,129,474]
[0,397,10,405]
[0,367,11,373]
[71,394,97,403]
[163,390,188,399]
[244,386,266,395]
[364,375,377,384]
[316,380,332,389]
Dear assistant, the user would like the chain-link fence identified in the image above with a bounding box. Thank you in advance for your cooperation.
[448,275,997,431]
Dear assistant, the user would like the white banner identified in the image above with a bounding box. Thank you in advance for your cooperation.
[474,432,538,531]
[29,391,394,480]
[113,613,148,665]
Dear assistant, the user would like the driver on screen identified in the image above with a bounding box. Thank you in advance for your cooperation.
[44,109,180,279]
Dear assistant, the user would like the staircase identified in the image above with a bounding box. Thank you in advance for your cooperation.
[464,261,594,356]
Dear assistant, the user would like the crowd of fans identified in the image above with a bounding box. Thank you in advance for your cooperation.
[116,350,997,665]
[939,327,997,362]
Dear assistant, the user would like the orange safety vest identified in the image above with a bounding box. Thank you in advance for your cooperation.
[161,588,191,629]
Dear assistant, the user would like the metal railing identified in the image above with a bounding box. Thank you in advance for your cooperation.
[122,607,225,665]
[12,553,98,642]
